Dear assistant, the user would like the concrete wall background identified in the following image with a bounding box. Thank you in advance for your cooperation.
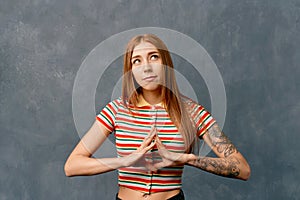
[1,0,299,199]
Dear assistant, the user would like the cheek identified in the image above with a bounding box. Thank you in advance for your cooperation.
[153,64,164,77]
[131,68,142,81]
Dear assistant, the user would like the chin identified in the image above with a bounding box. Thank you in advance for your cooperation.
[142,84,161,92]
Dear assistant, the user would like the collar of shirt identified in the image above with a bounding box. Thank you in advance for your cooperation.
[136,94,165,108]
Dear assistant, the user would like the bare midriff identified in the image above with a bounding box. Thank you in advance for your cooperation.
[117,186,180,200]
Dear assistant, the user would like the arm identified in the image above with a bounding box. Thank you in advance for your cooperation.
[154,124,250,180]
[64,120,156,177]
[187,123,251,180]
[64,120,121,176]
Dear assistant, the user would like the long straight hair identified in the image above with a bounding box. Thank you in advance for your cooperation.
[122,34,197,153]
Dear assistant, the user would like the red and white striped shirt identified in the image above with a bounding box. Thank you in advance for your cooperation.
[96,95,216,193]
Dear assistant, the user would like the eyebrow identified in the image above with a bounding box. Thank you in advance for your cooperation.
[131,51,159,60]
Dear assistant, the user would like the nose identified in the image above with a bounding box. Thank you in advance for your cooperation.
[143,62,153,73]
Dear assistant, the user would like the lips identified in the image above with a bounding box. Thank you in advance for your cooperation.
[143,75,157,81]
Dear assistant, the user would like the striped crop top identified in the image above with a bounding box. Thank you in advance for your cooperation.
[96,96,216,194]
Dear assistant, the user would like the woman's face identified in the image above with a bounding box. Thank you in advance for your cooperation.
[131,42,164,92]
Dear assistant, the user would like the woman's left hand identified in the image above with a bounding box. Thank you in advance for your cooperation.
[152,133,192,171]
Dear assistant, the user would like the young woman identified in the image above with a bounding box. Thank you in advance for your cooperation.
[64,34,250,200]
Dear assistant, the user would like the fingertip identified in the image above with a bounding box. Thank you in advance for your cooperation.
[151,124,155,130]
[154,163,161,171]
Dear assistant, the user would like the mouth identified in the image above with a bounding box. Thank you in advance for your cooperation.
[143,75,157,82]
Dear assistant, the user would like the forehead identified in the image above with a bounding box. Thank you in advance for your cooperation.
[132,42,159,57]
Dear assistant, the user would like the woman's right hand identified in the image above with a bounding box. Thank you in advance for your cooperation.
[121,125,157,168]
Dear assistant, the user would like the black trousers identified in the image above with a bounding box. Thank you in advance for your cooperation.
[116,189,184,200]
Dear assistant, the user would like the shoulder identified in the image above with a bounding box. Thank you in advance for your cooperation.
[180,95,210,116]
[100,97,124,112]
[181,95,201,108]
[106,97,127,106]
[111,97,123,105]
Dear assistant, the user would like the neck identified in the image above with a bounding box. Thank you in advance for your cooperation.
[142,88,162,105]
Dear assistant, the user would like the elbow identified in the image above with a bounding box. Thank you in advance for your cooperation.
[244,164,251,180]
[64,159,74,177]
[240,163,251,181]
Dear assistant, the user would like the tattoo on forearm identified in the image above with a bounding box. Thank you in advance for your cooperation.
[194,157,240,178]
[208,124,238,157]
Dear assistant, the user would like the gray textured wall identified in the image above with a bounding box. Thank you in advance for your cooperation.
[1,0,300,199]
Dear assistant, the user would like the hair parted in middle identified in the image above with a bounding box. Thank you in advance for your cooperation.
[122,34,197,153]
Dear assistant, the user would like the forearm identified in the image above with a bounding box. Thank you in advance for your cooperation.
[187,155,250,180]
[191,123,251,180]
[64,155,124,177]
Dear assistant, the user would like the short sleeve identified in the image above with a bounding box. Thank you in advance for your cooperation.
[96,98,120,133]
[185,98,216,138]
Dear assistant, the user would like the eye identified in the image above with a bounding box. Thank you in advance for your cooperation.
[150,54,159,60]
[132,59,141,65]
